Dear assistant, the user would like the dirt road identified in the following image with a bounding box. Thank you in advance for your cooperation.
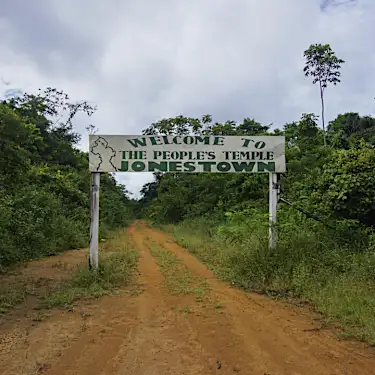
[1,223,375,374]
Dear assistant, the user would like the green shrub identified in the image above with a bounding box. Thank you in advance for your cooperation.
[41,249,138,308]
[0,92,135,269]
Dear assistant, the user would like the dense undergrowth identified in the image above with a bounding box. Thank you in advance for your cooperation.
[0,231,138,314]
[41,231,138,308]
[138,110,375,342]
[0,89,135,269]
[2,55,375,345]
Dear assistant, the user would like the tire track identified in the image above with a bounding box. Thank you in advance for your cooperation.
[140,222,375,375]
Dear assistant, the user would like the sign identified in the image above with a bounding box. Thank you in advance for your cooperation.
[89,135,286,173]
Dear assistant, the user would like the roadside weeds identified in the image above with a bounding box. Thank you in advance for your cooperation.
[0,230,138,315]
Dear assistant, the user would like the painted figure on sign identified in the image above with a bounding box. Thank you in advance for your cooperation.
[90,136,118,172]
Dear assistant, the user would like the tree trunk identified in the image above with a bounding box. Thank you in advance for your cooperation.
[320,81,326,147]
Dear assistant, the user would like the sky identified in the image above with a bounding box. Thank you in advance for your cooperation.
[0,0,374,197]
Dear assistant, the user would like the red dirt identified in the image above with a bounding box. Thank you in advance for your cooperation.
[1,222,375,375]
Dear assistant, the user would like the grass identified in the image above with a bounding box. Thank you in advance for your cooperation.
[148,239,209,301]
[163,221,243,286]
[0,277,49,314]
[0,230,138,314]
[163,214,375,345]
[0,282,27,314]
[40,252,138,308]
[178,305,192,313]
[41,233,138,308]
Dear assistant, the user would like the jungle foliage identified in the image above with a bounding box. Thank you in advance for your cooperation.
[0,88,134,269]
[137,44,375,340]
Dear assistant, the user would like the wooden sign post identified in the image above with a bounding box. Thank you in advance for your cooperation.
[89,172,100,269]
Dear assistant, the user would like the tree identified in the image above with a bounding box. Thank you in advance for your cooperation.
[303,44,345,146]
[0,89,135,268]
[284,113,323,150]
[327,113,375,148]
[309,141,375,228]
[138,115,271,223]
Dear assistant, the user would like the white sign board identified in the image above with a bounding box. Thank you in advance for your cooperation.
[89,135,286,173]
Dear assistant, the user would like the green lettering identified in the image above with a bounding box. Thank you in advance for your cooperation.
[122,150,147,160]
[195,136,210,145]
[122,151,131,159]
[127,138,147,147]
[251,151,260,159]
[120,161,128,171]
[153,151,162,159]
[162,136,171,144]
[170,151,180,160]
[183,136,195,145]
[148,161,168,172]
[217,162,231,172]
[169,162,182,172]
[241,138,254,147]
[266,151,274,160]
[173,136,182,144]
[132,161,146,171]
[232,162,255,172]
[196,151,205,160]
[198,162,216,172]
[184,162,196,172]
[207,151,215,160]
[150,136,163,145]
[257,162,275,172]
[223,151,239,160]
[214,137,225,146]
[180,151,189,159]
[255,141,266,149]
[162,151,171,160]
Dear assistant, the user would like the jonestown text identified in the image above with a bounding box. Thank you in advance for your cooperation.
[89,135,286,173]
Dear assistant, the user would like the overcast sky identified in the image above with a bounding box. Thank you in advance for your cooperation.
[1,0,374,197]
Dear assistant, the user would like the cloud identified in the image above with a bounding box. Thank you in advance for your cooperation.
[320,0,357,12]
[1,0,374,197]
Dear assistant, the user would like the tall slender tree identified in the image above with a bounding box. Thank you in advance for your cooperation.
[303,43,345,146]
